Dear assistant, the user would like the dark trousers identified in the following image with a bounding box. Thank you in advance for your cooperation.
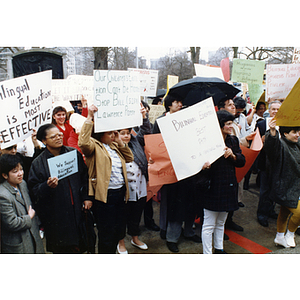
[92,186,126,254]
[122,196,147,238]
[257,170,275,219]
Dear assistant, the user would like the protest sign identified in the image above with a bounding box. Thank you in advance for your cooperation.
[148,104,166,124]
[52,75,94,104]
[144,133,177,187]
[248,83,264,105]
[47,150,78,180]
[93,70,142,132]
[235,128,263,183]
[128,68,158,97]
[292,47,300,64]
[194,64,224,80]
[231,59,265,84]
[0,70,52,149]
[266,63,300,100]
[274,77,300,126]
[156,98,225,181]
[220,58,230,82]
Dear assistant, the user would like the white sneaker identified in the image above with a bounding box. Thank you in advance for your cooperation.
[285,231,296,248]
[274,236,290,248]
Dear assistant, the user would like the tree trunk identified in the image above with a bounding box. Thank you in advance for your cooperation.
[93,47,109,69]
[190,47,201,64]
[232,47,238,58]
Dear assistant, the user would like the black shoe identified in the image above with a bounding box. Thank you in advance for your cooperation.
[243,181,249,190]
[258,217,268,227]
[214,249,227,254]
[238,202,245,207]
[226,220,244,232]
[166,242,179,253]
[224,233,229,240]
[185,235,202,243]
[145,221,160,231]
[160,229,166,240]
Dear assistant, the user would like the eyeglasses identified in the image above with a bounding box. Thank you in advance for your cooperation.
[46,133,64,140]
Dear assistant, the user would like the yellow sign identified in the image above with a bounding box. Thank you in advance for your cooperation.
[275,77,300,126]
[163,75,179,100]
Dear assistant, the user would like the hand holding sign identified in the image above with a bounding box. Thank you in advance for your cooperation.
[47,177,58,189]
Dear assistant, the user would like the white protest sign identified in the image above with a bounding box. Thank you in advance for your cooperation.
[52,75,94,104]
[266,64,300,100]
[93,70,142,132]
[47,150,78,180]
[157,98,225,181]
[128,68,158,97]
[292,47,300,64]
[194,64,224,80]
[0,70,52,149]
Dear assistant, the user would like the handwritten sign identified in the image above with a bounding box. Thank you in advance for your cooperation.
[248,83,264,105]
[47,150,78,180]
[148,104,166,124]
[292,47,300,64]
[0,70,52,149]
[194,64,224,80]
[93,70,142,132]
[52,75,94,104]
[231,59,265,84]
[275,77,300,126]
[128,68,158,97]
[266,63,300,100]
[157,97,225,181]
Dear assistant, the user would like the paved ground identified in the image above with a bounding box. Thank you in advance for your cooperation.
[42,173,300,254]
[121,173,300,254]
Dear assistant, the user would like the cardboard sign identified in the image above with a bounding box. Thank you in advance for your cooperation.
[231,59,265,84]
[275,77,300,126]
[47,150,78,180]
[148,104,166,124]
[144,133,177,187]
[194,64,224,80]
[292,47,300,64]
[248,84,264,105]
[93,70,142,132]
[128,68,158,97]
[52,75,94,104]
[157,98,225,181]
[220,57,230,82]
[266,63,300,100]
[0,70,52,149]
[235,129,263,183]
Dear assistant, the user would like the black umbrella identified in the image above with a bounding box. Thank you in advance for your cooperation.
[168,77,240,106]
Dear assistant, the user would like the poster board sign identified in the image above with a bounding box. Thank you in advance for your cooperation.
[274,77,300,126]
[52,75,94,104]
[248,83,264,105]
[93,70,142,132]
[47,150,78,180]
[144,133,177,186]
[0,70,52,149]
[231,59,265,84]
[148,104,166,124]
[128,68,158,97]
[266,63,300,100]
[194,64,224,80]
[235,128,263,183]
[292,47,300,64]
[157,98,225,181]
[220,57,230,82]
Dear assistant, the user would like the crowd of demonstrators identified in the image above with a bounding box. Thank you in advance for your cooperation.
[3,85,300,254]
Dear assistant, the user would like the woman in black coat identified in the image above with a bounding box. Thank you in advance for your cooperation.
[201,110,245,254]
[27,124,93,254]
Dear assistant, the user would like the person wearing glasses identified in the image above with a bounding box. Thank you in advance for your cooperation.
[27,124,93,254]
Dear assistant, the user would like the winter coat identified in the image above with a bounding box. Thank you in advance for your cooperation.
[0,180,44,254]
[27,146,88,253]
[128,117,152,181]
[264,130,300,208]
[78,120,134,203]
[202,135,245,212]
